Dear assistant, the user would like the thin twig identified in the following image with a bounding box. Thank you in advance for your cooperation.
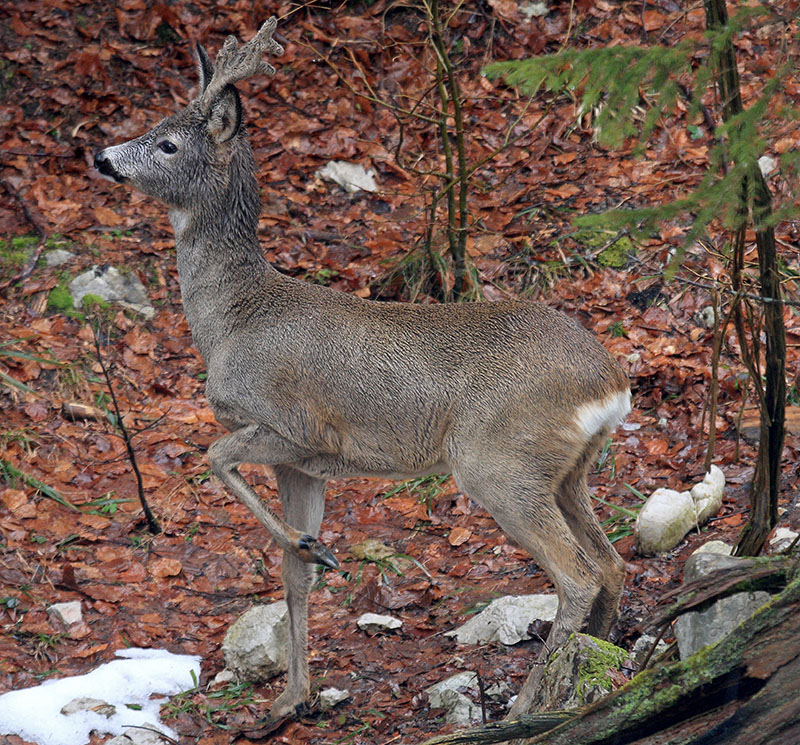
[91,324,161,534]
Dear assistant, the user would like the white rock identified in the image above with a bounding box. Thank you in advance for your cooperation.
[445,594,558,645]
[674,552,771,659]
[628,634,669,670]
[60,697,115,718]
[48,600,82,627]
[356,612,402,632]
[695,306,716,328]
[319,687,350,709]
[769,527,798,552]
[316,161,377,193]
[45,249,75,267]
[69,265,154,319]
[635,488,694,555]
[758,155,778,177]
[693,540,733,556]
[635,468,726,555]
[690,465,725,522]
[222,602,289,683]
[426,672,481,725]
[520,1,549,18]
[211,669,235,686]
[106,724,170,745]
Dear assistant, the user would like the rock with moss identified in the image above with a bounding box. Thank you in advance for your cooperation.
[69,265,154,319]
[532,633,628,711]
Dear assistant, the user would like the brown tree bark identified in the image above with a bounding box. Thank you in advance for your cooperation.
[419,559,800,745]
[702,0,786,556]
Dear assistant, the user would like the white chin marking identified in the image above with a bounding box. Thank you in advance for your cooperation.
[573,390,631,438]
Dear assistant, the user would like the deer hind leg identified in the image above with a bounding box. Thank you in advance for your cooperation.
[207,424,337,568]
[556,456,625,639]
[270,465,326,719]
[451,464,605,718]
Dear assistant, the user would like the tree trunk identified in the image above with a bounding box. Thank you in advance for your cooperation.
[702,0,786,555]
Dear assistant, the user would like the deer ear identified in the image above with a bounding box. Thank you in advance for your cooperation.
[196,43,214,93]
[206,84,242,144]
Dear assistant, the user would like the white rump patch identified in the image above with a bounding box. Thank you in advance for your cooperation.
[573,390,631,439]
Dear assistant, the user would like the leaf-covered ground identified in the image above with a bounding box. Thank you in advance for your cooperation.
[1,1,799,743]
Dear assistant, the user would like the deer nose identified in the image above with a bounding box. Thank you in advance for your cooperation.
[94,151,124,182]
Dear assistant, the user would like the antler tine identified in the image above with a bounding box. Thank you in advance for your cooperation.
[199,17,284,111]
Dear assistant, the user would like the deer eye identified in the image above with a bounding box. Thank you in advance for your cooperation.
[158,140,178,154]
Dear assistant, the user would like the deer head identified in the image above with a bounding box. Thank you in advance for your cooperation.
[94,17,283,210]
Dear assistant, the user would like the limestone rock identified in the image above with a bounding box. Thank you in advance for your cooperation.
[45,249,75,267]
[634,466,725,554]
[222,602,289,683]
[316,161,377,193]
[426,671,481,725]
[769,527,798,553]
[69,265,154,319]
[106,725,170,745]
[319,687,350,709]
[48,600,82,627]
[60,697,115,718]
[674,550,772,659]
[356,612,402,632]
[532,633,627,711]
[445,594,559,645]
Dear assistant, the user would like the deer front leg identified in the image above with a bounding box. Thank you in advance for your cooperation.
[270,465,326,719]
[207,425,337,569]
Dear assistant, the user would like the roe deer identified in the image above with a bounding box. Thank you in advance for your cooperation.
[94,17,631,719]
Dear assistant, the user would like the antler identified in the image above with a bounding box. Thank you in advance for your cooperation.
[199,17,284,112]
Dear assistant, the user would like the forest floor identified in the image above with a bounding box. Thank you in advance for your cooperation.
[1,1,799,744]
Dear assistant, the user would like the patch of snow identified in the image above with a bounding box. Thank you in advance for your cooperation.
[0,648,200,745]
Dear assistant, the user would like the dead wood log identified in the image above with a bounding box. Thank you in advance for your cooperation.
[420,557,800,745]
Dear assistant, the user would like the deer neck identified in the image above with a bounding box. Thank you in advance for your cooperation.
[169,142,273,358]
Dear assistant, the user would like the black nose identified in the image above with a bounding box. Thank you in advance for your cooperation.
[94,151,123,181]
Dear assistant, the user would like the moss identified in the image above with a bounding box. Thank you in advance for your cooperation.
[10,235,39,250]
[575,635,628,705]
[571,229,636,268]
[47,284,75,314]
[81,293,110,311]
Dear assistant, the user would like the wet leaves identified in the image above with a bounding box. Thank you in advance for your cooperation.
[1,1,799,744]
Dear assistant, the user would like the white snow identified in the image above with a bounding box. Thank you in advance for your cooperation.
[0,648,200,745]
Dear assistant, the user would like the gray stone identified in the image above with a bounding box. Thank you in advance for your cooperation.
[48,600,82,626]
[445,594,558,645]
[628,634,669,670]
[60,697,115,718]
[769,527,798,553]
[211,668,235,686]
[674,550,771,659]
[532,633,627,711]
[356,612,402,632]
[758,155,778,177]
[520,1,549,18]
[426,671,481,725]
[319,687,350,709]
[45,248,75,267]
[69,265,154,319]
[222,601,289,683]
[316,161,377,193]
[693,540,733,556]
[106,725,170,745]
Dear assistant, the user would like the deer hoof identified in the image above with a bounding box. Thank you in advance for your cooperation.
[297,534,339,569]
